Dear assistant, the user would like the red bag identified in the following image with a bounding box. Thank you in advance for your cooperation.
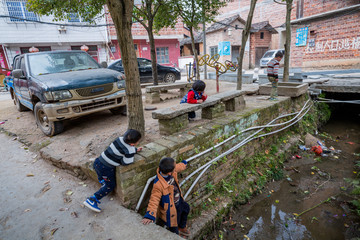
[311,146,323,156]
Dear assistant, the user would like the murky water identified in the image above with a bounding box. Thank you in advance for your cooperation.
[206,109,360,240]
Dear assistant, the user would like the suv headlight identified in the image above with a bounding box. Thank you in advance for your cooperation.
[44,90,72,101]
[117,80,125,89]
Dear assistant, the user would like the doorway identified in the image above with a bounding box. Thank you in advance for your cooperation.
[255,47,268,67]
[231,46,240,65]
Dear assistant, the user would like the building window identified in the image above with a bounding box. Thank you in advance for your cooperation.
[20,46,51,54]
[156,47,169,64]
[6,0,38,22]
[296,0,304,19]
[260,32,264,39]
[210,46,218,57]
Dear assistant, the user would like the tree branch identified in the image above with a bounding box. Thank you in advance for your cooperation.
[273,0,286,5]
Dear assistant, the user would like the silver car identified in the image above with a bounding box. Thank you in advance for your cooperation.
[260,49,285,68]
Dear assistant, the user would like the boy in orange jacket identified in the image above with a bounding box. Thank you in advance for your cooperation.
[142,157,190,238]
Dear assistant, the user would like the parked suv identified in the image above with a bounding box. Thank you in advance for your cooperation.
[259,49,285,68]
[8,50,126,136]
[108,58,181,83]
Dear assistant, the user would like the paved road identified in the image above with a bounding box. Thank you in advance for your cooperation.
[0,133,181,240]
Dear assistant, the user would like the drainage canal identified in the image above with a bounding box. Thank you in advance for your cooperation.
[204,96,360,240]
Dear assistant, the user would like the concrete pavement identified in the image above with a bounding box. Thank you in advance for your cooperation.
[0,133,181,240]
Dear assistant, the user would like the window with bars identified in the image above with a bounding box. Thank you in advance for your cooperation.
[210,46,218,57]
[156,47,169,64]
[6,0,38,22]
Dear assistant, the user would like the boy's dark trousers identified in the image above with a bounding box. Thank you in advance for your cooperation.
[160,197,190,234]
[188,111,196,119]
[93,158,116,200]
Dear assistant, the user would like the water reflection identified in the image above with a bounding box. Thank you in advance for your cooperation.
[246,205,311,240]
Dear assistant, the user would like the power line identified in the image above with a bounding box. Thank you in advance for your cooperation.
[0,15,141,27]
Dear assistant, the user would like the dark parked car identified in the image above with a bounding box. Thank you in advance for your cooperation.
[108,58,181,83]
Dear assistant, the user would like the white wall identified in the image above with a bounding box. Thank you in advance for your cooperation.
[178,56,194,70]
[0,0,108,63]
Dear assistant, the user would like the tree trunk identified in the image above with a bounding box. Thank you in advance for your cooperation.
[236,0,257,90]
[283,0,293,82]
[189,28,200,80]
[106,0,145,136]
[148,26,159,85]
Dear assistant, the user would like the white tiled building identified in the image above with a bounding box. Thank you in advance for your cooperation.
[0,0,109,68]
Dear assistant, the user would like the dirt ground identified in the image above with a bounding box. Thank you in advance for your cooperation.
[0,129,182,240]
[0,80,258,168]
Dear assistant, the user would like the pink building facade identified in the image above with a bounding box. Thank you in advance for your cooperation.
[106,8,189,67]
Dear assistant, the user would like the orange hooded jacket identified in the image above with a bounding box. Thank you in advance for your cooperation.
[143,160,187,227]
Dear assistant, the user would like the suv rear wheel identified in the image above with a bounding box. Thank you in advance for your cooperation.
[14,94,27,112]
[34,102,64,136]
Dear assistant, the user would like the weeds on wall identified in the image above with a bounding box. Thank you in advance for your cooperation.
[344,160,360,216]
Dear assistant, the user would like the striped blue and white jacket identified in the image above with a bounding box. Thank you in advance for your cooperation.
[98,137,137,167]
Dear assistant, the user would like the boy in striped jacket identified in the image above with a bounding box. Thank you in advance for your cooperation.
[84,129,142,212]
[267,51,283,100]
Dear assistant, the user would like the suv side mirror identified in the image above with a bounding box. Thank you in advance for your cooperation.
[100,61,108,68]
[13,69,24,79]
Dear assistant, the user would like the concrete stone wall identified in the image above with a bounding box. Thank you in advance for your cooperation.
[82,94,308,211]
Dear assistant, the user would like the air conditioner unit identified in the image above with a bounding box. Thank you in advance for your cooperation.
[58,25,67,33]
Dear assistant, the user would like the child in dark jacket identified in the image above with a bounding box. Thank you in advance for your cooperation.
[83,129,142,212]
[180,80,207,120]
[142,157,190,238]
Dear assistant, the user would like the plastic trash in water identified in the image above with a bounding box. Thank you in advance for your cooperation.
[296,155,302,159]
[317,141,324,147]
[299,145,309,151]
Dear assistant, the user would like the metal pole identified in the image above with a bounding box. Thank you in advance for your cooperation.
[216,69,219,93]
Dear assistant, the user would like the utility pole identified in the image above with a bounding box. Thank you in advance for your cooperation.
[202,0,207,79]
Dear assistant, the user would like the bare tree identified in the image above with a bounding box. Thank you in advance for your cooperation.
[274,0,294,82]
[133,0,178,85]
[172,0,225,80]
[236,0,257,90]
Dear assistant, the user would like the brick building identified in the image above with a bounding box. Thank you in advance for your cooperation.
[105,4,189,67]
[180,0,286,70]
[249,21,278,68]
[180,15,277,70]
[290,0,360,69]
[181,15,247,67]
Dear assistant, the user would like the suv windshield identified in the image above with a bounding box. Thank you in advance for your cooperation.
[28,52,100,76]
[263,51,275,58]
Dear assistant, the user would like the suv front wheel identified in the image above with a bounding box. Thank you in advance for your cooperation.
[34,102,64,136]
